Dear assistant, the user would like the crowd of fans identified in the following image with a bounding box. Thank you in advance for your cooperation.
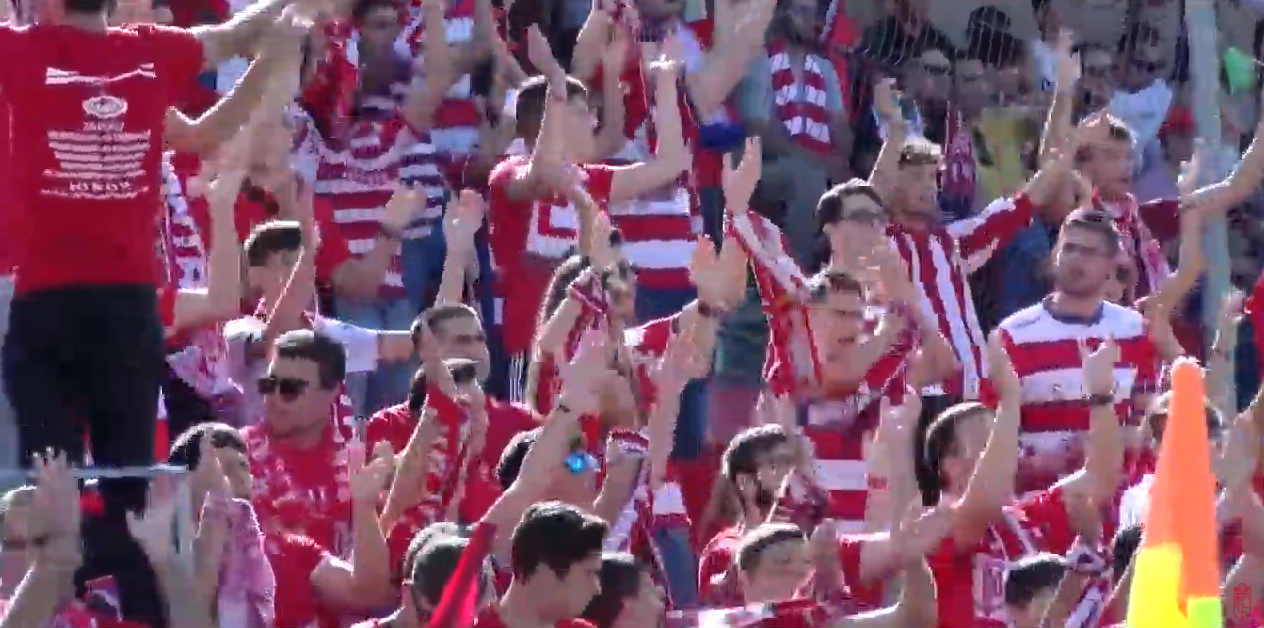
[5,0,1264,626]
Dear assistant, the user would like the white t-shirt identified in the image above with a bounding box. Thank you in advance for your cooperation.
[1110,80,1173,172]
[224,315,381,424]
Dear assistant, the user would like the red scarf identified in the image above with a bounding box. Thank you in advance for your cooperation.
[1091,190,1171,298]
[766,41,833,155]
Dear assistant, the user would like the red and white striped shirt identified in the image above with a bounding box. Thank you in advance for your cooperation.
[804,319,917,533]
[310,112,445,300]
[997,299,1158,495]
[398,0,481,163]
[888,194,1033,399]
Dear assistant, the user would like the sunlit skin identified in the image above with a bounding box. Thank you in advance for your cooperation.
[890,161,941,228]
[610,572,667,628]
[938,411,991,497]
[262,356,338,446]
[1052,226,1116,300]
[741,536,812,604]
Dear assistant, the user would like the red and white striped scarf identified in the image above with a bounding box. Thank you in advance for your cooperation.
[1091,191,1171,297]
[767,41,833,155]
[726,211,821,397]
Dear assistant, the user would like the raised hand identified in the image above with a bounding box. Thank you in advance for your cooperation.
[31,450,80,542]
[526,23,564,88]
[986,331,1022,403]
[127,475,178,563]
[558,329,618,415]
[648,32,686,80]
[872,78,901,125]
[733,0,774,44]
[442,189,487,250]
[350,456,392,505]
[689,237,728,306]
[601,14,631,75]
[809,519,840,565]
[722,136,762,215]
[590,211,619,271]
[651,322,705,391]
[383,183,424,233]
[1053,29,1080,91]
[1077,336,1120,398]
[193,438,232,499]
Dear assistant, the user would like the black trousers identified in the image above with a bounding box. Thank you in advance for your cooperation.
[3,283,165,626]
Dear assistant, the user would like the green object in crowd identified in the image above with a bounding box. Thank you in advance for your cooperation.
[1224,46,1256,93]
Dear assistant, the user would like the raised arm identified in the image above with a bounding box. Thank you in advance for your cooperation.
[436,190,486,306]
[127,476,216,628]
[954,332,1022,547]
[261,182,319,351]
[1142,200,1207,363]
[1038,30,1078,167]
[166,11,302,155]
[484,332,615,552]
[593,26,631,160]
[1184,82,1264,214]
[570,0,615,83]
[399,0,459,134]
[172,134,248,330]
[834,558,938,628]
[867,78,906,202]
[1,454,81,628]
[503,25,569,202]
[310,456,394,610]
[685,0,774,118]
[190,0,293,68]
[607,41,690,205]
[1059,337,1125,508]
[330,185,422,300]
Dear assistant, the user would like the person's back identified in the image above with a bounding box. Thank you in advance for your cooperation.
[0,22,202,293]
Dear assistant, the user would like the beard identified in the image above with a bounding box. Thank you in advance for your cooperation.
[1054,265,1106,298]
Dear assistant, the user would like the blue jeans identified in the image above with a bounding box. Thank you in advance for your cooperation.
[334,296,418,416]
[653,523,700,609]
[636,286,708,460]
[401,228,447,313]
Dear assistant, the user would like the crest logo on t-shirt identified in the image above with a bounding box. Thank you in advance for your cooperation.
[82,95,128,119]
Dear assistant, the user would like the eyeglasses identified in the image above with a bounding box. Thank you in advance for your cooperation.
[257,375,311,401]
[1131,59,1162,74]
[564,451,599,475]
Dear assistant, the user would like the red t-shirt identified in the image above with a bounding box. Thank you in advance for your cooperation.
[0,23,204,294]
[485,157,615,354]
[0,92,14,275]
[460,397,540,521]
[265,532,336,628]
[928,503,1050,628]
[698,526,743,607]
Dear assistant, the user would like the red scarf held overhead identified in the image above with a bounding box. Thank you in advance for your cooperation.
[766,41,834,155]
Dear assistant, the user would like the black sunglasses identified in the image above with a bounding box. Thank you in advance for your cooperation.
[258,375,311,401]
